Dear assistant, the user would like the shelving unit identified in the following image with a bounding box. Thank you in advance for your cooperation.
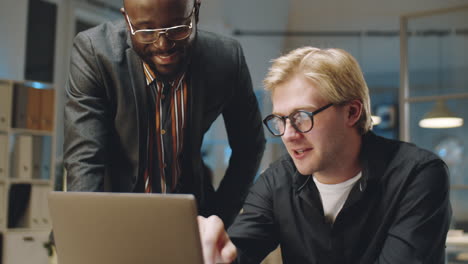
[0,79,56,264]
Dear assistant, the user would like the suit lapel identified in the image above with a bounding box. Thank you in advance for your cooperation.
[186,36,206,150]
[181,37,206,200]
[126,48,148,179]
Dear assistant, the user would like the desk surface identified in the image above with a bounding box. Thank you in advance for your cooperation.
[447,235,468,247]
[446,233,468,253]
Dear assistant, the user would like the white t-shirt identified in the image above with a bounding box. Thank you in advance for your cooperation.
[313,172,362,224]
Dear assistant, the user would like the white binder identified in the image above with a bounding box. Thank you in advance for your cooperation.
[27,185,42,228]
[13,135,33,179]
[22,185,51,229]
[39,185,51,227]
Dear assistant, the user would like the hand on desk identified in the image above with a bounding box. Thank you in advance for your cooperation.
[198,216,237,264]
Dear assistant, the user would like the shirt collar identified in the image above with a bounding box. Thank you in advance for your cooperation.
[142,63,156,86]
[142,62,186,90]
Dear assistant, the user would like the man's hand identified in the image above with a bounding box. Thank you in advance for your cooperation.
[198,215,237,264]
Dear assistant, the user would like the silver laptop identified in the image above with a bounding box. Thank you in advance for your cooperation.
[48,191,203,264]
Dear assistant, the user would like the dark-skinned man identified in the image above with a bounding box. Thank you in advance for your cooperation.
[63,0,265,227]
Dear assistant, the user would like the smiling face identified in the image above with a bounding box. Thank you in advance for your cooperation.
[123,0,197,80]
[272,74,362,182]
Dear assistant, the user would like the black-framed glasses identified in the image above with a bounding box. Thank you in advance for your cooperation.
[263,103,334,137]
[124,7,195,44]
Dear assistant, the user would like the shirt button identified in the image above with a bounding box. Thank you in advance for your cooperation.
[161,94,165,100]
[163,163,167,168]
[161,129,166,135]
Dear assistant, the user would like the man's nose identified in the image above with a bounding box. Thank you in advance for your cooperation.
[282,120,300,140]
[152,32,175,50]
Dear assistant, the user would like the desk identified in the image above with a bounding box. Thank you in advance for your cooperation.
[447,230,468,249]
[448,235,468,247]
[447,233,468,263]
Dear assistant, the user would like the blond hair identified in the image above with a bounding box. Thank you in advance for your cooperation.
[264,47,372,134]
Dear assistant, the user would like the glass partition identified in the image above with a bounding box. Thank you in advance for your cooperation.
[400,6,468,263]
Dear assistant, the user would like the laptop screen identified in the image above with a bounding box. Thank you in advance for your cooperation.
[48,192,203,264]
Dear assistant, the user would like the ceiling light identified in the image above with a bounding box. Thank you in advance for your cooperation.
[419,100,464,128]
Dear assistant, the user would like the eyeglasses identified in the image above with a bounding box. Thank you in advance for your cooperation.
[263,103,334,137]
[125,8,195,44]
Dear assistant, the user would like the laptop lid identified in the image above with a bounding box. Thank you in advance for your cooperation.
[48,192,203,264]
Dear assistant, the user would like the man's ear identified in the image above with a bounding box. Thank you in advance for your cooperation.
[346,100,363,127]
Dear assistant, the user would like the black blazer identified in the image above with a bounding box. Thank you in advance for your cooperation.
[64,19,266,226]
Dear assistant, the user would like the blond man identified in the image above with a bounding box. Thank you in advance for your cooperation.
[198,47,451,264]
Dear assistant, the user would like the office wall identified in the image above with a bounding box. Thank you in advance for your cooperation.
[0,0,28,80]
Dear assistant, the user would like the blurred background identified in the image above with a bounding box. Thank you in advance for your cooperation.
[0,0,467,263]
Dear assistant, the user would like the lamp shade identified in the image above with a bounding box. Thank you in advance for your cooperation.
[419,100,464,128]
[371,115,381,125]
